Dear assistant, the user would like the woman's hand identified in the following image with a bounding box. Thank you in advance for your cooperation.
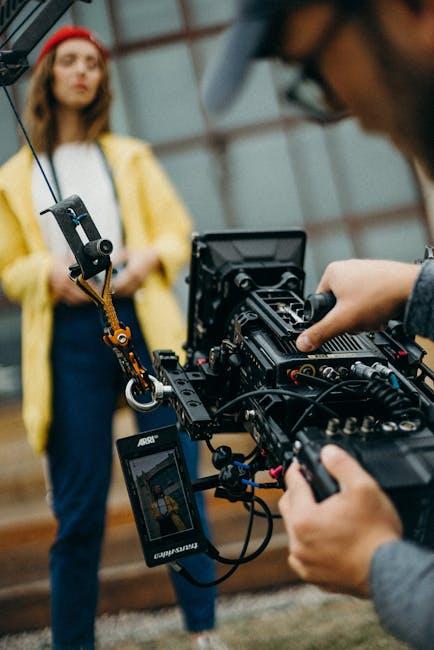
[296,259,420,352]
[49,257,89,305]
[112,248,161,297]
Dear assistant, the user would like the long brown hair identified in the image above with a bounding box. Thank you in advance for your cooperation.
[24,48,112,153]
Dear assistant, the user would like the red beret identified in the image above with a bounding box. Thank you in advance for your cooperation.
[36,25,109,67]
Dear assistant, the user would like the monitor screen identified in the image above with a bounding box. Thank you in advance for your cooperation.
[128,449,194,541]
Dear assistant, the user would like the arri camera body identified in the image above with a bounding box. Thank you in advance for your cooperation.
[135,230,434,556]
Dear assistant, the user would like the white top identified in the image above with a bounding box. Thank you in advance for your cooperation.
[157,496,168,515]
[32,142,123,263]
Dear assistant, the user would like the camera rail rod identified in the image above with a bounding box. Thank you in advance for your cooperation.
[0,0,92,86]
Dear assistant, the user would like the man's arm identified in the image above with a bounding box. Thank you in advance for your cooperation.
[371,540,434,650]
[404,260,434,340]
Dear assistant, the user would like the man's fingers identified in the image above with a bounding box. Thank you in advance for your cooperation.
[296,305,345,352]
[315,274,331,295]
[284,463,316,509]
[321,445,373,491]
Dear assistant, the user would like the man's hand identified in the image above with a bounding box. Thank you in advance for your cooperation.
[278,445,402,596]
[49,257,89,305]
[296,259,420,352]
[112,248,160,297]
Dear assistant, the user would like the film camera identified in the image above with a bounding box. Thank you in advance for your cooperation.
[117,229,434,575]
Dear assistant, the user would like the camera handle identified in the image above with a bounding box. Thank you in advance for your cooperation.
[304,291,336,322]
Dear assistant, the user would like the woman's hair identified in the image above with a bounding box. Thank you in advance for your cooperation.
[23,48,112,153]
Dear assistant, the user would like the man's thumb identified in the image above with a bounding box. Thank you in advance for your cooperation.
[296,308,342,352]
[321,445,370,489]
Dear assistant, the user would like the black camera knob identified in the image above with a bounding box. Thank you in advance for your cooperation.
[304,292,336,323]
[212,445,233,470]
[234,272,252,291]
[84,238,113,260]
[219,463,245,492]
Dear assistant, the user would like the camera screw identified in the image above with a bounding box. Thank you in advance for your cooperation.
[319,365,340,382]
[293,440,302,454]
[360,416,376,435]
[381,421,399,434]
[325,418,341,437]
[343,417,358,435]
[399,420,419,433]
[212,445,233,470]
[116,332,128,345]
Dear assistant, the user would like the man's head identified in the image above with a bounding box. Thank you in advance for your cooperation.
[203,0,434,176]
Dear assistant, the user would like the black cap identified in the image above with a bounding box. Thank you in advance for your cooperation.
[202,0,307,114]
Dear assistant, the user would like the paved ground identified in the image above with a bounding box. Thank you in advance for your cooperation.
[0,585,408,650]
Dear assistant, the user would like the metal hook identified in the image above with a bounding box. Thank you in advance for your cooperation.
[125,375,173,412]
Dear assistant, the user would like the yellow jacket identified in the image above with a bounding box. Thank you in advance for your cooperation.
[150,494,185,531]
[0,133,192,453]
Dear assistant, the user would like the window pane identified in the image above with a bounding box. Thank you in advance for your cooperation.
[0,100,20,165]
[110,62,133,136]
[227,132,304,229]
[286,124,343,222]
[360,218,426,261]
[196,37,281,129]
[114,0,183,42]
[188,0,236,26]
[160,147,227,230]
[329,120,418,213]
[303,246,319,295]
[73,1,115,47]
[309,229,354,276]
[118,45,205,143]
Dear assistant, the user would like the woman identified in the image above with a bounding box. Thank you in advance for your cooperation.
[0,26,218,650]
[150,484,186,535]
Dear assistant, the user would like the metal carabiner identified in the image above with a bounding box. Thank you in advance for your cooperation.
[125,375,173,412]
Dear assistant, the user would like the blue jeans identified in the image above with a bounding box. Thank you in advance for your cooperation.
[47,299,216,649]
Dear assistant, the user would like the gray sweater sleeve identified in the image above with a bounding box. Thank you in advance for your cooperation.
[370,540,434,649]
[404,261,434,340]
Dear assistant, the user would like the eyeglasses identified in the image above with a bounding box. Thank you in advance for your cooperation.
[278,9,354,123]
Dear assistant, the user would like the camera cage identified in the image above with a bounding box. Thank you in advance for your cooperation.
[185,229,306,359]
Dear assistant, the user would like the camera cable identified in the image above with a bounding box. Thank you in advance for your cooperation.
[243,501,282,520]
[172,491,273,587]
[172,486,256,587]
[212,388,339,420]
[288,379,368,435]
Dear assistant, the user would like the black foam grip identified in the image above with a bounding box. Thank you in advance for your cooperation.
[304,292,336,323]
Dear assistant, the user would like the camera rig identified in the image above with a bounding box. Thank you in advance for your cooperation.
[2,0,433,592]
[44,195,434,585]
[148,230,434,553]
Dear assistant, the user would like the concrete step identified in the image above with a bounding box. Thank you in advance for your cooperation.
[0,493,291,634]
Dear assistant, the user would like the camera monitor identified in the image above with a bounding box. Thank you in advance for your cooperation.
[116,425,208,566]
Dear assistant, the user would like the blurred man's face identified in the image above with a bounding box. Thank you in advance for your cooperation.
[280,1,434,176]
